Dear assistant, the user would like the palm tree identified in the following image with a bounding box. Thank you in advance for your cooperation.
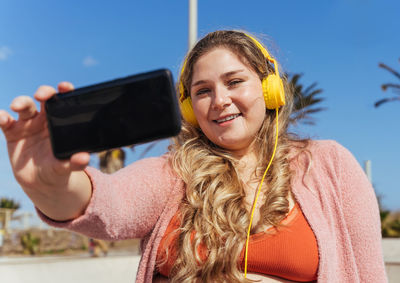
[375,58,400,108]
[0,198,20,210]
[98,149,126,174]
[0,197,20,233]
[286,73,326,125]
[97,141,159,175]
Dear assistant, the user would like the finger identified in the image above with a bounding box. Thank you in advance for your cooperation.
[33,85,57,102]
[10,96,38,121]
[0,110,15,131]
[52,152,90,175]
[69,152,91,171]
[33,85,57,115]
[58,81,74,93]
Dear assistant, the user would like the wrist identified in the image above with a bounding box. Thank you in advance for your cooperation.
[27,171,92,221]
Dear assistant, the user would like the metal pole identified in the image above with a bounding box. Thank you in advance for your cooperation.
[364,160,372,184]
[189,0,198,50]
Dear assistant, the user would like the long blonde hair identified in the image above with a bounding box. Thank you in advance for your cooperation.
[166,30,309,282]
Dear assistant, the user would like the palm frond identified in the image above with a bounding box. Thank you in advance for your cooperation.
[139,142,158,159]
[287,73,326,125]
[375,58,400,108]
[381,83,400,92]
[379,62,400,80]
[303,82,318,95]
[375,97,400,108]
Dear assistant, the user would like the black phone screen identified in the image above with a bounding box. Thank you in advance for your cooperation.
[45,69,181,159]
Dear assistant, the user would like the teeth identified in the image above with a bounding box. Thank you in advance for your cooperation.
[216,114,240,123]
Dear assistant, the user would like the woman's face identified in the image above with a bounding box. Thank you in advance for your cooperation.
[190,48,266,156]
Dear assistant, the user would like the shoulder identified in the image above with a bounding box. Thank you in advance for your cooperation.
[306,140,369,191]
[308,139,350,156]
[290,139,360,182]
[311,139,360,168]
[306,139,356,167]
[290,139,349,163]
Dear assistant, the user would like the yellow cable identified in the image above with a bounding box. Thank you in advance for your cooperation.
[244,108,279,277]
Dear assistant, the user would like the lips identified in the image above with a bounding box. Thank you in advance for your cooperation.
[214,113,241,123]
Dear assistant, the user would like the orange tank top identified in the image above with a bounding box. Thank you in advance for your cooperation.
[156,202,318,282]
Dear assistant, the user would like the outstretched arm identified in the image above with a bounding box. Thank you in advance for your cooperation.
[0,83,92,221]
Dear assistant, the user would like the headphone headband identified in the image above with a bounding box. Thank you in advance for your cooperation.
[243,34,280,76]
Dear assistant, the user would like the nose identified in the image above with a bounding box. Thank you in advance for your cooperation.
[211,85,231,110]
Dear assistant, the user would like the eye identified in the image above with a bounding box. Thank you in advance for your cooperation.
[195,88,210,96]
[228,79,243,87]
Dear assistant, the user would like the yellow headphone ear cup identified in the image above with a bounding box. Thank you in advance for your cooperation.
[180,97,198,126]
[179,82,185,100]
[262,74,286,109]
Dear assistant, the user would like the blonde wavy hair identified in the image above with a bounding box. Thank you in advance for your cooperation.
[165,30,309,282]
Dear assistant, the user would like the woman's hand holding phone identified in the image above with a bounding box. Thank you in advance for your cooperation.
[0,82,92,221]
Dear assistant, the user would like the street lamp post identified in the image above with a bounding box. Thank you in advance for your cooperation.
[188,0,197,49]
[364,160,372,184]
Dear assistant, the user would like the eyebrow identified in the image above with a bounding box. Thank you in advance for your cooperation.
[191,69,245,87]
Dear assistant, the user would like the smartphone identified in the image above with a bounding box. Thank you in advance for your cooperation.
[45,69,181,159]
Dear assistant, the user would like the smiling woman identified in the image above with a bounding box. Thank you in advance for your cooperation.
[189,48,266,154]
[0,30,387,283]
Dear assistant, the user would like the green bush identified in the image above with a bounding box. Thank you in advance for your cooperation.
[381,210,400,237]
[20,232,41,255]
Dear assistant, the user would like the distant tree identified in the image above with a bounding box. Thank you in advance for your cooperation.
[380,209,400,238]
[20,231,41,255]
[376,189,400,237]
[0,197,20,210]
[375,58,400,107]
[97,141,158,175]
[98,149,126,174]
[286,73,326,125]
[0,197,20,233]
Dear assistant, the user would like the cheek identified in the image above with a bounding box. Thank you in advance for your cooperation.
[241,93,265,115]
[239,83,264,107]
[192,99,210,121]
[247,96,267,126]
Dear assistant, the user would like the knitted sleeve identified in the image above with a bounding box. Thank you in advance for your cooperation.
[37,154,182,240]
[334,142,388,282]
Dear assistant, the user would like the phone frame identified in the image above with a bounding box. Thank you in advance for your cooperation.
[45,69,181,159]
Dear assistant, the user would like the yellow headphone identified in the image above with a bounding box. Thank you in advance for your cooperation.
[178,33,286,126]
[178,32,286,278]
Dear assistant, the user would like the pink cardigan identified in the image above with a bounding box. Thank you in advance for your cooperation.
[38,140,387,282]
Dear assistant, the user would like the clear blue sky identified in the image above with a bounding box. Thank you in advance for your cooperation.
[1,0,399,213]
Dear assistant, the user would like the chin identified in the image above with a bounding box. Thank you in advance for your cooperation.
[216,140,248,152]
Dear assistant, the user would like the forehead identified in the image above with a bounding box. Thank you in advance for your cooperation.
[192,48,253,78]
